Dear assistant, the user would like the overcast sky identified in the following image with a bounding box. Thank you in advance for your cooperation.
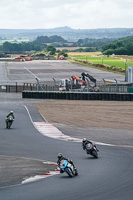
[0,0,133,29]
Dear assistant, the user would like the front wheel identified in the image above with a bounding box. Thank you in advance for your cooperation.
[7,122,12,129]
[65,168,73,177]
[92,150,98,158]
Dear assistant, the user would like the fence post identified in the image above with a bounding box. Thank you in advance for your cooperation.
[102,78,106,92]
[23,83,25,91]
[114,79,118,93]
[53,78,56,91]
[30,83,32,91]
[9,85,10,93]
[86,79,90,92]
[16,82,17,93]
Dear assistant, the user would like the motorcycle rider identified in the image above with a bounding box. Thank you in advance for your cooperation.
[5,111,15,128]
[82,138,99,152]
[57,153,78,175]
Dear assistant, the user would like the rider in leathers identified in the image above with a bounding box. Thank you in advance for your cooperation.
[5,111,15,128]
[82,138,99,152]
[57,153,78,175]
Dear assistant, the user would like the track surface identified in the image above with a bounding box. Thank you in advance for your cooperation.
[0,100,133,200]
[0,60,124,85]
[0,61,133,200]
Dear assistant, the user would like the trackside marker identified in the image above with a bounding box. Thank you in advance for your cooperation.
[34,122,81,142]
[22,171,60,184]
[22,162,59,184]
[24,105,133,147]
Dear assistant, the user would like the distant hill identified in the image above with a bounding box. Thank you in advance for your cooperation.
[0,27,133,42]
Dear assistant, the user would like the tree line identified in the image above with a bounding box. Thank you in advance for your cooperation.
[0,35,133,55]
[0,35,115,52]
[102,35,133,55]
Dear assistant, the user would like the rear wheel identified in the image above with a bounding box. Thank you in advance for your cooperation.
[7,122,12,129]
[8,123,11,129]
[7,122,9,129]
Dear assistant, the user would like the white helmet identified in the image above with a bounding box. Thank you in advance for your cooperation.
[82,138,87,143]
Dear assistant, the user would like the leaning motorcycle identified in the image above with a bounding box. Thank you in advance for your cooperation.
[60,160,78,177]
[6,116,14,129]
[85,143,98,158]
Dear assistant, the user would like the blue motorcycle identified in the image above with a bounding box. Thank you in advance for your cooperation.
[60,160,77,177]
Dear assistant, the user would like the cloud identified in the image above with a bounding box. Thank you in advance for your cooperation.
[0,0,133,29]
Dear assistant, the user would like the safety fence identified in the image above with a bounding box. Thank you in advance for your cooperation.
[22,91,133,101]
[99,85,128,93]
[0,82,133,94]
[0,83,57,93]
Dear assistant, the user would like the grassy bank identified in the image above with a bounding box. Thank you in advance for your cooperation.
[67,52,133,73]
[72,55,133,70]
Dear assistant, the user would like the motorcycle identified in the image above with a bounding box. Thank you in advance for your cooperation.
[60,160,78,177]
[6,116,14,129]
[85,143,98,158]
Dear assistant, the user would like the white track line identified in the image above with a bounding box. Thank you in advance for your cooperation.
[22,170,60,184]
[34,122,81,142]
[22,162,59,184]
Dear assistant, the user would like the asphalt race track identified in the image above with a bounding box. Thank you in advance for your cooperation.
[0,60,133,200]
[0,100,133,200]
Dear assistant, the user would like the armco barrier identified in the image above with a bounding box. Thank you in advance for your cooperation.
[22,91,133,101]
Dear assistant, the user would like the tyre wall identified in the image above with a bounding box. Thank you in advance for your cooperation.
[22,91,133,101]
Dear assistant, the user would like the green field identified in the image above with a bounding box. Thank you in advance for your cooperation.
[74,56,133,70]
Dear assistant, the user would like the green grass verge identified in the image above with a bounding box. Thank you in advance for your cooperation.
[73,56,133,70]
[68,58,125,75]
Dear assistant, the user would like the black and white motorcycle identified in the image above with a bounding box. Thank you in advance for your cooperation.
[85,143,98,158]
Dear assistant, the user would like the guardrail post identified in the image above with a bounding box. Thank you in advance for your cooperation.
[9,85,10,93]
[16,82,17,93]
[102,78,106,92]
[86,78,90,92]
[114,79,118,93]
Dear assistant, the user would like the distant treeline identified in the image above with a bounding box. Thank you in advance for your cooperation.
[0,35,115,52]
[35,35,67,43]
[102,35,133,55]
[0,41,47,52]
[0,34,133,55]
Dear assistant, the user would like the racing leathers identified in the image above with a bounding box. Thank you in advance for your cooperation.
[82,140,99,152]
[57,156,77,174]
[5,112,15,128]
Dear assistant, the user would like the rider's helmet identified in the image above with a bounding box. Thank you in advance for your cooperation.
[58,153,63,159]
[82,138,87,143]
[10,111,13,114]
